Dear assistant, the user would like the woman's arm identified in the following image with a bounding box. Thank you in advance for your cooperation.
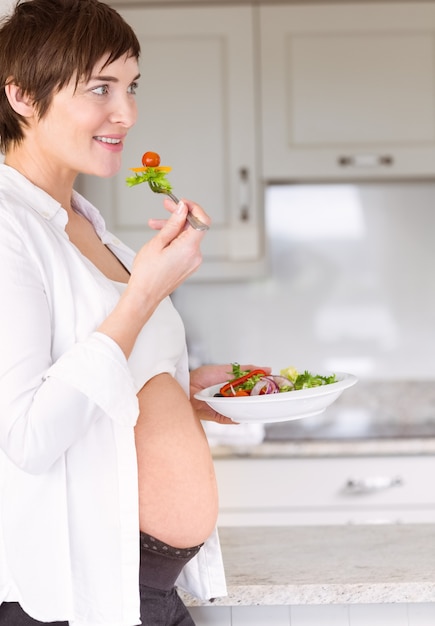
[98,199,210,358]
[0,220,133,473]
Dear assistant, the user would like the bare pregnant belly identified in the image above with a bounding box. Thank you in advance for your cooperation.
[134,373,218,546]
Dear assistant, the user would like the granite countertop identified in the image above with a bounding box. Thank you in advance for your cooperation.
[182,524,435,606]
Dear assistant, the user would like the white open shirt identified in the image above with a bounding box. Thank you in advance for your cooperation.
[0,164,226,626]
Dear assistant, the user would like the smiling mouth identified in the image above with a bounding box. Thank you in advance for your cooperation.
[94,136,121,144]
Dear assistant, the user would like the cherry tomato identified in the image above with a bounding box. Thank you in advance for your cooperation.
[142,151,161,167]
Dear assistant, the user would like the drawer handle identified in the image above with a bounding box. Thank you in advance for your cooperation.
[344,476,403,495]
[238,167,250,222]
[338,154,394,167]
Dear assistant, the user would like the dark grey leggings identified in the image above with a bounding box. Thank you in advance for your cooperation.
[137,531,199,625]
[137,585,195,626]
[0,603,67,625]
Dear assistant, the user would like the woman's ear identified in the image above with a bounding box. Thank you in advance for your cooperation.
[4,82,35,118]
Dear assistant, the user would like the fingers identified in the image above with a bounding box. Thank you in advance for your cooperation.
[148,203,190,233]
[197,409,238,425]
[128,197,210,308]
[158,200,188,241]
[239,364,272,375]
[131,207,203,297]
[164,196,211,228]
[148,197,211,234]
[148,218,169,232]
[212,415,238,425]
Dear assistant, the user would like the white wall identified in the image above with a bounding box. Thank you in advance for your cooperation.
[0,0,13,16]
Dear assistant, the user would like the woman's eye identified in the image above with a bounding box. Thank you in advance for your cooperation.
[128,81,139,95]
[91,85,109,96]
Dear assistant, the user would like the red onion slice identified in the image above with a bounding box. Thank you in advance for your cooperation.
[250,376,280,396]
[271,375,295,390]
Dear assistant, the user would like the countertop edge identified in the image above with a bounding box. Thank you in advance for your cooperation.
[181,581,435,606]
[211,438,435,459]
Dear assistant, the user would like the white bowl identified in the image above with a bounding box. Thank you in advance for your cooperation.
[194,371,358,424]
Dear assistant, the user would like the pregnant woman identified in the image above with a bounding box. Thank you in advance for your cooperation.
[0,1,267,624]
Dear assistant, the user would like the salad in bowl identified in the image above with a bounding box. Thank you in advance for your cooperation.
[194,363,357,424]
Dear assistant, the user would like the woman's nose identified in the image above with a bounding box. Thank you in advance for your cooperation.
[110,96,137,128]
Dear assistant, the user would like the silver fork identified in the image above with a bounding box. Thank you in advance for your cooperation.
[148,181,209,231]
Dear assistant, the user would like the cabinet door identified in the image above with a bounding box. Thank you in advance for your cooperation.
[260,3,435,180]
[79,6,264,280]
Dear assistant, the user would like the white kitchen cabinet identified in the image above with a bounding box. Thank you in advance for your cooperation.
[79,5,264,280]
[214,455,435,526]
[259,3,435,180]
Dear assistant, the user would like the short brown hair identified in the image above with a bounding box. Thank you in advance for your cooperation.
[0,0,141,153]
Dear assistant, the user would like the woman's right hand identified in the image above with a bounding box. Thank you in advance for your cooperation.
[128,197,210,304]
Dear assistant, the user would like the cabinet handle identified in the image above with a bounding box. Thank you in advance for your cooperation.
[343,475,403,495]
[239,167,250,222]
[337,154,394,167]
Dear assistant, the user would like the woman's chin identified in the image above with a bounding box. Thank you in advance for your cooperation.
[89,163,122,179]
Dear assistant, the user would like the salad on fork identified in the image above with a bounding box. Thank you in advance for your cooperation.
[126,151,209,231]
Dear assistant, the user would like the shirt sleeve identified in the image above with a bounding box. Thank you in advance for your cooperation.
[0,211,138,475]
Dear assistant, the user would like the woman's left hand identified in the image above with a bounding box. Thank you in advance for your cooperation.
[190,363,272,424]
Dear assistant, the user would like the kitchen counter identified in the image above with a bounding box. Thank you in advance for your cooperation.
[182,524,435,606]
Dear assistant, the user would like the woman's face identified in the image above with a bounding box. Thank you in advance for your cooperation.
[29,53,140,180]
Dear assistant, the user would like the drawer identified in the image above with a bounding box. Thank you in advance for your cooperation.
[214,456,435,511]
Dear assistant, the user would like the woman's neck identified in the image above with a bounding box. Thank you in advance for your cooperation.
[5,147,76,212]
